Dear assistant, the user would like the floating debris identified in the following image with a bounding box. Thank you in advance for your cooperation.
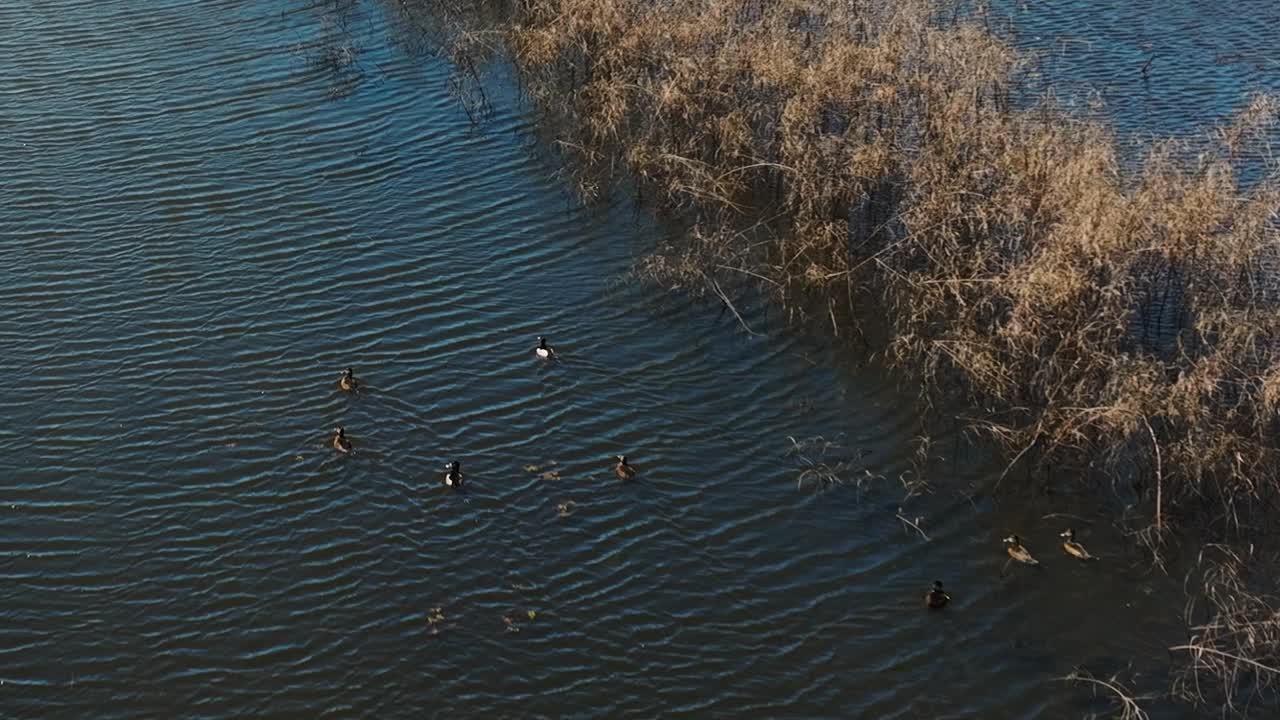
[502,609,537,633]
[426,607,447,636]
[525,461,561,479]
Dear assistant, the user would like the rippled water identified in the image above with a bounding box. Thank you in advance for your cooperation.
[1,1,1274,717]
[1003,0,1280,142]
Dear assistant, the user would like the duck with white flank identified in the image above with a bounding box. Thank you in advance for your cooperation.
[444,460,464,489]
[535,336,556,359]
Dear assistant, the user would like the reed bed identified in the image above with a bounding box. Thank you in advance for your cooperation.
[403,0,1280,708]
[480,0,1280,534]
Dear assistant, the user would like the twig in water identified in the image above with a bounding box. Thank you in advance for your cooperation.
[1058,669,1151,720]
[703,272,761,336]
[992,432,1039,494]
[1141,415,1163,531]
[1039,513,1092,523]
[1169,645,1280,677]
[895,508,930,541]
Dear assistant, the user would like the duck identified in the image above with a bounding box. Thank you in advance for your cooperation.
[1060,528,1095,560]
[339,367,358,392]
[924,580,950,609]
[443,460,464,489]
[332,426,352,454]
[1003,534,1040,566]
[614,455,637,481]
[535,336,556,359]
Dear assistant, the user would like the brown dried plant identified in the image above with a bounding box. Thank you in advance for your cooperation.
[417,0,1280,708]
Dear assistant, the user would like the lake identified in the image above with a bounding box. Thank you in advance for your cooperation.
[2,0,1275,716]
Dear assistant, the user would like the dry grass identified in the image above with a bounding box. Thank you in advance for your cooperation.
[299,0,370,99]
[430,0,1280,531]
[1173,546,1280,714]
[415,0,1280,708]
[1060,669,1153,720]
[785,434,881,493]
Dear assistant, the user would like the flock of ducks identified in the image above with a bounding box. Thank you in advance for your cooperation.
[332,338,1092,610]
[924,530,1096,609]
[328,338,639,489]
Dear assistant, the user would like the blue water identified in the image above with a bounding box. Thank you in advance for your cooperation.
[2,0,1274,716]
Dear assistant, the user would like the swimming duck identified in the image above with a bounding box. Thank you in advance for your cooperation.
[332,426,352,454]
[1003,535,1040,566]
[535,336,556,359]
[339,367,358,392]
[614,455,637,481]
[924,580,950,609]
[443,460,464,489]
[1060,528,1095,560]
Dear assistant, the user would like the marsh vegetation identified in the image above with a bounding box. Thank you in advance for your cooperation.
[406,0,1280,712]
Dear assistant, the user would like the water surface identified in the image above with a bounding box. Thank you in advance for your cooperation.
[2,1,1275,716]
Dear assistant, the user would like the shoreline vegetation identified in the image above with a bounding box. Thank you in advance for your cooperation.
[400,0,1280,712]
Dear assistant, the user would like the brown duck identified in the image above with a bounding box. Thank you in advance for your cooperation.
[339,367,358,392]
[924,580,950,609]
[614,455,637,481]
[332,426,352,454]
[1060,528,1095,560]
[1003,535,1040,566]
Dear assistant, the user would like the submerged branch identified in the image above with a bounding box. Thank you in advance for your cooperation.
[704,272,761,337]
